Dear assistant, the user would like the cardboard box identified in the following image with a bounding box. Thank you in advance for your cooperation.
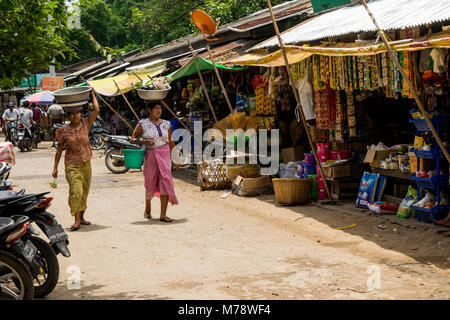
[364,149,394,168]
[281,146,305,163]
[322,164,351,180]
[232,175,273,197]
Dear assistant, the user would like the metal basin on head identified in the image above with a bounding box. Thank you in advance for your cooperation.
[53,87,92,105]
[137,85,171,101]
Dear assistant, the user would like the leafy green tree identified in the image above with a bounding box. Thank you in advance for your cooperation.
[0,0,75,89]
[130,0,286,48]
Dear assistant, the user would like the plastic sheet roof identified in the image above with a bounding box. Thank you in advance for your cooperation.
[252,0,450,50]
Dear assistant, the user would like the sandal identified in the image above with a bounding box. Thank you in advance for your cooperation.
[160,216,173,223]
[70,225,80,231]
[144,212,151,219]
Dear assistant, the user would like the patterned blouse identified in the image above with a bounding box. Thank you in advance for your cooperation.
[56,118,92,166]
[139,118,171,149]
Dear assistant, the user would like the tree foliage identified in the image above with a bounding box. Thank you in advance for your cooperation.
[130,0,286,48]
[66,0,286,64]
[0,0,74,89]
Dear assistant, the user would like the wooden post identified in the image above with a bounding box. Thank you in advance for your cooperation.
[360,0,450,164]
[96,93,133,130]
[266,0,332,200]
[160,100,192,134]
[113,80,140,121]
[187,39,218,123]
[206,45,234,113]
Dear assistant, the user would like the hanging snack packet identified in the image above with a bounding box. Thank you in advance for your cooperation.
[355,172,379,209]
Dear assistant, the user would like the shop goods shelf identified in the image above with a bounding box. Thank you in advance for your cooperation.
[409,116,450,133]
[409,174,450,190]
[412,205,449,223]
[411,147,450,159]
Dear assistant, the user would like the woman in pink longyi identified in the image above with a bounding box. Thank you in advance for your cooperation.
[130,102,179,222]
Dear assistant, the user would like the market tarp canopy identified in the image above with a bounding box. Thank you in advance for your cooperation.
[87,65,166,96]
[166,56,245,82]
[228,34,450,66]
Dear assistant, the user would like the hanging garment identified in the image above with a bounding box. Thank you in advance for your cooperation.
[430,48,447,73]
[296,64,315,121]
[419,49,432,73]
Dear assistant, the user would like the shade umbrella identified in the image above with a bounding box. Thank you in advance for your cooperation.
[25,90,54,106]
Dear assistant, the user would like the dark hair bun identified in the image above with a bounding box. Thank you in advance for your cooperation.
[146,102,162,110]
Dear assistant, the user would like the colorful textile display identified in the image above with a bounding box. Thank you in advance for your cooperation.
[346,90,357,138]
[255,84,276,115]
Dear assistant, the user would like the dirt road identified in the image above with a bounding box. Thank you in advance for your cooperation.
[11,142,450,299]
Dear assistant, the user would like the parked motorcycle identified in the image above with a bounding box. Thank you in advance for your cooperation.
[17,123,33,152]
[52,121,68,149]
[101,135,142,174]
[0,215,41,300]
[0,162,13,191]
[6,119,18,146]
[0,190,69,297]
[89,120,110,150]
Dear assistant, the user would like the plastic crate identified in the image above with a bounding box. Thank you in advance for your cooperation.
[412,147,450,160]
[412,205,449,222]
[410,174,450,190]
[409,116,450,133]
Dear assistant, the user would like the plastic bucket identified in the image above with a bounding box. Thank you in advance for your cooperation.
[123,149,145,169]
[308,174,318,199]
[316,143,330,153]
[318,150,329,163]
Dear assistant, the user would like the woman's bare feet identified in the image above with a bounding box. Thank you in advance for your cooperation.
[71,212,82,231]
[144,211,151,219]
[160,216,173,222]
[80,211,91,225]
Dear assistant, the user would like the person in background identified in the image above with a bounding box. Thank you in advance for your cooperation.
[52,89,100,231]
[32,102,42,148]
[48,99,64,125]
[130,102,179,222]
[48,99,65,147]
[2,102,19,141]
[110,111,126,136]
[19,101,35,141]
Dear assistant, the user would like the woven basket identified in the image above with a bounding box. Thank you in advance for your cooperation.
[226,164,261,181]
[272,178,313,205]
[197,161,231,191]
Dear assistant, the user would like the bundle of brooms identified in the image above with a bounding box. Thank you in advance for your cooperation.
[211,111,263,141]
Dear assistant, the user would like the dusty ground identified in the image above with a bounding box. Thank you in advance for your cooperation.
[9,142,450,299]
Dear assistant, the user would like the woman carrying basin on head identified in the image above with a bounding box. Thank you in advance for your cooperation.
[130,101,179,222]
[52,89,100,231]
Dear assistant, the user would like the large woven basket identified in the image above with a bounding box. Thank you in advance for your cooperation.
[272,178,313,205]
[197,161,231,191]
[225,164,261,181]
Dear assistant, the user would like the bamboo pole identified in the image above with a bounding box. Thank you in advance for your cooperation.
[81,75,133,130]
[96,93,133,130]
[187,39,218,123]
[360,0,450,164]
[160,100,192,134]
[266,0,332,200]
[206,45,234,113]
[113,80,140,122]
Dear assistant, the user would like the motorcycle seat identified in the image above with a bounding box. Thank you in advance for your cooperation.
[0,217,13,232]
[108,135,130,141]
[0,190,18,201]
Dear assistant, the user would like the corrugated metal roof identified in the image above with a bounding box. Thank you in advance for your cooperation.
[252,0,450,50]
[228,0,312,32]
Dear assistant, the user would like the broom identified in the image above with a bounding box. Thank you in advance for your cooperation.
[212,111,263,142]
